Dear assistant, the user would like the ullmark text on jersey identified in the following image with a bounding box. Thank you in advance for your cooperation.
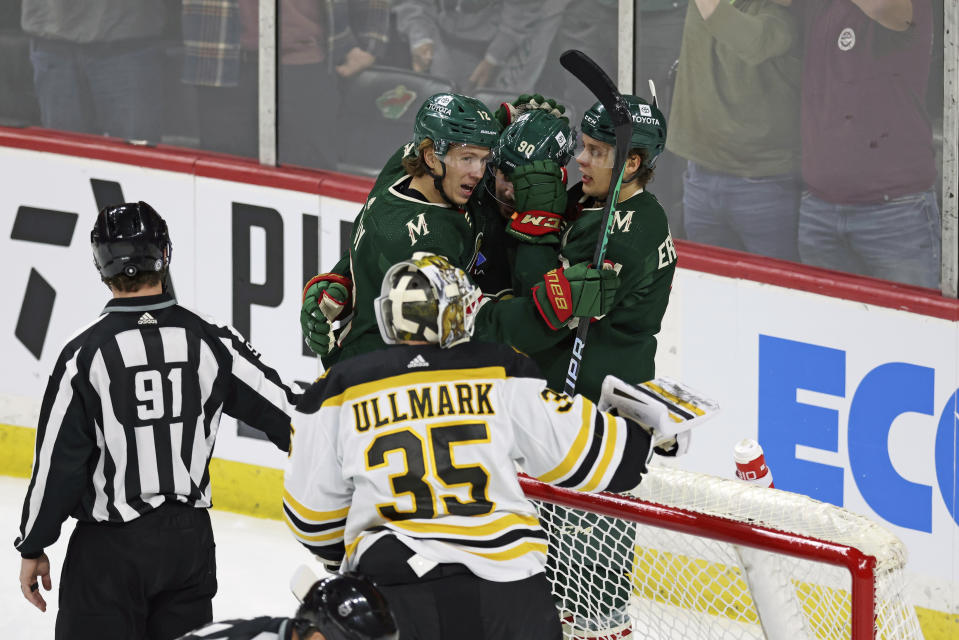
[352,382,495,432]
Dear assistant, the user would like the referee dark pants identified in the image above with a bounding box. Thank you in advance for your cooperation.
[357,535,562,640]
[56,501,217,640]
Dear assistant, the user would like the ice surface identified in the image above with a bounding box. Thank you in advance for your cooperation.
[0,475,330,639]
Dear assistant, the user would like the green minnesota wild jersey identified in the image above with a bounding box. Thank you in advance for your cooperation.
[333,164,564,365]
[338,170,482,362]
[528,185,677,402]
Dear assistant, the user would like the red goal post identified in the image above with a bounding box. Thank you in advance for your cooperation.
[521,466,923,640]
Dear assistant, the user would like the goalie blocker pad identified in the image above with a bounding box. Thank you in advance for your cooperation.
[598,375,720,456]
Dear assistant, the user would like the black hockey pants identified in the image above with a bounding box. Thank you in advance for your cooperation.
[357,535,562,640]
[55,501,217,640]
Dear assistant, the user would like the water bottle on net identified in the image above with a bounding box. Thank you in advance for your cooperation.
[733,438,774,488]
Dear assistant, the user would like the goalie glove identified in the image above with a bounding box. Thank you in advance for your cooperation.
[301,273,352,356]
[494,93,568,127]
[599,374,719,457]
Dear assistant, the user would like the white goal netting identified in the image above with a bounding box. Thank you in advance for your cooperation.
[524,466,924,640]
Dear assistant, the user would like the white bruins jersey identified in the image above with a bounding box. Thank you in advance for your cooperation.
[284,342,650,582]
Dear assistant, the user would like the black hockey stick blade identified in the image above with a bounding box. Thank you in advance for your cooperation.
[560,50,633,396]
[560,50,631,133]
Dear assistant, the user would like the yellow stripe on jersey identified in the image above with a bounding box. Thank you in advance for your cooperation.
[387,512,540,537]
[465,541,548,561]
[643,381,706,417]
[283,517,344,542]
[321,367,507,407]
[283,488,350,522]
[345,535,363,559]
[581,412,619,491]
[537,398,595,484]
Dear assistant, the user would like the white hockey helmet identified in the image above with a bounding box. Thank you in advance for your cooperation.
[374,252,483,349]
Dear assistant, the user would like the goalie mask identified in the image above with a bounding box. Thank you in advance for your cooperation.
[375,253,482,349]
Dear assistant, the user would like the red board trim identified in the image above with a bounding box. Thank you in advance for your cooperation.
[2,126,955,321]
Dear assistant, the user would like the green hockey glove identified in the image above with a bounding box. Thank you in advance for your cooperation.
[531,262,620,330]
[511,159,568,213]
[506,160,568,245]
[301,273,352,355]
[494,93,568,127]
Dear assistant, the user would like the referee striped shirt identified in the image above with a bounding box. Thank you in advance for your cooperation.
[16,292,298,559]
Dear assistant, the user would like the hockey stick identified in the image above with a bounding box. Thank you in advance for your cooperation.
[560,49,633,396]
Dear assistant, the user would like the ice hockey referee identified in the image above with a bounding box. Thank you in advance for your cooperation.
[14,201,298,640]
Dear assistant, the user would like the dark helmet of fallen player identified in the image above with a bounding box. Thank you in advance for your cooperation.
[580,94,667,169]
[412,92,502,158]
[292,573,398,640]
[374,252,482,349]
[492,109,576,176]
[91,201,172,278]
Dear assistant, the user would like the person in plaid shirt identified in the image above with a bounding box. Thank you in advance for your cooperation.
[181,0,390,168]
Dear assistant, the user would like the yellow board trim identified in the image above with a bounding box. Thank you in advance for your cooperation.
[208,457,285,520]
[0,423,36,478]
[1,422,956,639]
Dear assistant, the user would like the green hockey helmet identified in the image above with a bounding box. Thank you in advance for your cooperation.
[580,94,667,168]
[413,93,502,157]
[492,110,575,175]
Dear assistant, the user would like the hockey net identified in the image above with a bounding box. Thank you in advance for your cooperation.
[521,466,923,640]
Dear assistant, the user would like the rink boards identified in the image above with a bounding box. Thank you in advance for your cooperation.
[0,128,956,634]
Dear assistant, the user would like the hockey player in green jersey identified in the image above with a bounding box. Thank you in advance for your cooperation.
[503,94,676,404]
[471,107,577,299]
[302,92,618,366]
[497,95,676,640]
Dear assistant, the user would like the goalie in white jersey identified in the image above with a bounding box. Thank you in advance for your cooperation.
[284,253,674,640]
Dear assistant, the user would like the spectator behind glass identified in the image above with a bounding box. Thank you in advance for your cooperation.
[667,0,802,261]
[798,0,940,288]
[394,0,568,92]
[635,0,688,235]
[536,0,618,116]
[181,0,390,169]
[21,0,165,142]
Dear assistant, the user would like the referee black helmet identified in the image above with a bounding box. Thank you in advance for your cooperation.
[293,574,398,640]
[91,201,172,279]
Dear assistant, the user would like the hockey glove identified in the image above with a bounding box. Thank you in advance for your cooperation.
[531,262,620,330]
[494,93,568,127]
[301,273,352,356]
[506,159,568,245]
[598,374,720,458]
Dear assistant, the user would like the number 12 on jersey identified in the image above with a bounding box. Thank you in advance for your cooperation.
[366,421,494,520]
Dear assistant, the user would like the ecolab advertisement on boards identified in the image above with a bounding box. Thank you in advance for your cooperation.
[0,142,956,601]
[668,270,958,596]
